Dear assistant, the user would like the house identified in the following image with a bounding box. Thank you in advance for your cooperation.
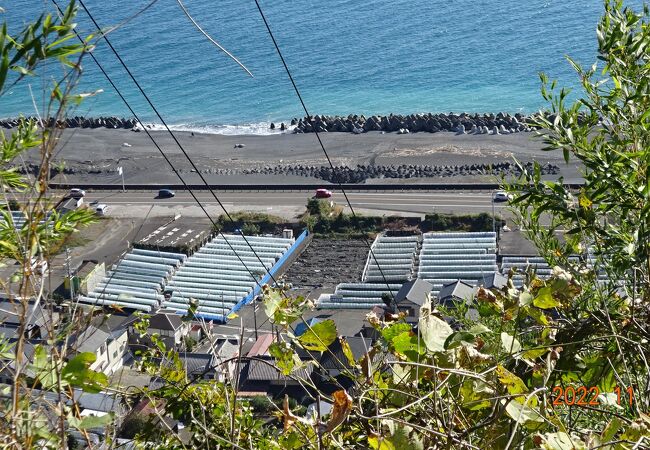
[235,334,314,398]
[0,301,56,340]
[56,196,83,214]
[317,336,372,382]
[437,280,476,306]
[129,311,190,349]
[476,272,508,290]
[65,260,106,297]
[0,340,37,385]
[71,325,128,375]
[394,279,434,317]
[211,337,240,382]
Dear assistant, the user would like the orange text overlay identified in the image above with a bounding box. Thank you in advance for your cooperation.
[551,386,634,407]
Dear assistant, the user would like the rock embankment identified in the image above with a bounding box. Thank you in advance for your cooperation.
[0,116,138,129]
[184,162,560,183]
[290,112,536,135]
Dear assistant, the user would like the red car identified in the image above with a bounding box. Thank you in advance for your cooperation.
[314,188,332,198]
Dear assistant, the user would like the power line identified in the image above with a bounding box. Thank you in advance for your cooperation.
[50,0,278,317]
[251,0,397,299]
[71,0,286,293]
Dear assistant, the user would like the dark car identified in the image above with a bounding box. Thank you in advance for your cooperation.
[158,189,175,198]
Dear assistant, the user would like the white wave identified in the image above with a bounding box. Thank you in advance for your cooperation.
[139,121,295,136]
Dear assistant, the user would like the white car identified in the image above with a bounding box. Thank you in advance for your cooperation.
[492,191,512,202]
[69,188,86,198]
[95,204,109,216]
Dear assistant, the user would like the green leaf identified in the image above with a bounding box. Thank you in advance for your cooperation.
[519,292,533,307]
[468,324,491,335]
[383,422,424,450]
[263,288,283,318]
[601,417,623,443]
[297,319,337,352]
[444,331,476,350]
[418,314,453,353]
[381,323,412,345]
[597,392,624,410]
[391,331,423,361]
[496,365,534,405]
[502,399,544,426]
[268,342,301,375]
[500,332,522,355]
[542,432,585,450]
[368,436,396,450]
[61,352,108,393]
[522,348,549,360]
[339,337,357,367]
[533,286,559,309]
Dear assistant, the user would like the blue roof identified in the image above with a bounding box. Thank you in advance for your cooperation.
[294,317,325,336]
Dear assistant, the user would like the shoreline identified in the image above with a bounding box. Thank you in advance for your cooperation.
[0,111,544,137]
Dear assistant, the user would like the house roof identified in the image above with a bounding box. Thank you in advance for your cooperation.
[395,279,433,308]
[76,260,101,279]
[438,280,476,303]
[245,357,313,382]
[74,390,125,414]
[294,316,327,336]
[213,338,240,361]
[0,301,49,328]
[73,326,111,354]
[476,272,508,290]
[318,337,372,371]
[247,334,275,357]
[178,353,213,376]
[148,312,183,332]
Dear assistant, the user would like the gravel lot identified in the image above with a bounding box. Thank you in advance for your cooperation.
[284,238,370,297]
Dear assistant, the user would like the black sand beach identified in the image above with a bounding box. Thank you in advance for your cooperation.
[26,128,582,185]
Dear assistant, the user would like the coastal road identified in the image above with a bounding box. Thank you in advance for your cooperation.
[74,189,512,217]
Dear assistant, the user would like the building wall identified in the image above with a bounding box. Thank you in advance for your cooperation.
[90,331,128,375]
[81,263,106,296]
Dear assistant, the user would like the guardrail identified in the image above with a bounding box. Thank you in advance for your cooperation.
[49,182,585,191]
[230,229,310,315]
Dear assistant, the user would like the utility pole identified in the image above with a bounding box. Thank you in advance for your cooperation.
[491,192,496,235]
[65,247,74,300]
[118,166,125,192]
[253,300,259,340]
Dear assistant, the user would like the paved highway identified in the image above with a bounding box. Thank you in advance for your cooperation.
[76,189,510,216]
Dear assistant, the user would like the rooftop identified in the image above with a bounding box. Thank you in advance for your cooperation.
[148,312,184,332]
[135,217,213,255]
[395,279,433,308]
[438,280,476,303]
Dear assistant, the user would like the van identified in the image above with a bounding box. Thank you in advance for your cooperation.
[95,204,109,216]
[69,188,86,198]
[158,189,175,198]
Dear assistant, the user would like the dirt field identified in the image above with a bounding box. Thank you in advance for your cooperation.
[283,238,370,297]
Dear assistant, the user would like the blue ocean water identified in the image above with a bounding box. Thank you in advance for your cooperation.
[0,0,642,134]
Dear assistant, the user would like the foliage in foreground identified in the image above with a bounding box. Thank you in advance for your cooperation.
[1,0,650,449]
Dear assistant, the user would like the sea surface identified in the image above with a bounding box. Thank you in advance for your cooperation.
[0,0,643,134]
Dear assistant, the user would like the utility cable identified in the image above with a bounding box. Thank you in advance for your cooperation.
[175,0,253,77]
[51,0,276,317]
[251,0,397,299]
[55,1,351,391]
[73,0,285,293]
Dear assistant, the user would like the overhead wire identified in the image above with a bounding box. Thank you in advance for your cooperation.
[49,0,278,320]
[51,0,351,397]
[175,0,253,77]
[251,0,398,299]
[73,0,286,294]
